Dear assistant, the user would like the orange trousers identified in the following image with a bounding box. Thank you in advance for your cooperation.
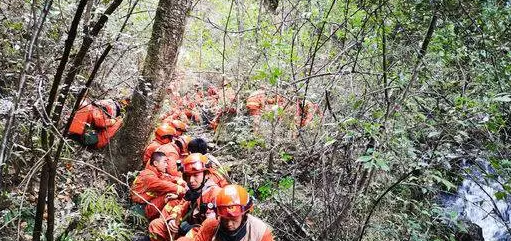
[95,120,123,148]
[145,195,167,221]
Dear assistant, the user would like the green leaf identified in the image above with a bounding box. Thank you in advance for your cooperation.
[501,159,511,168]
[278,177,294,189]
[495,191,507,200]
[357,155,372,163]
[279,152,293,162]
[441,179,457,191]
[251,70,267,80]
[431,174,456,191]
[324,138,336,147]
[375,159,390,171]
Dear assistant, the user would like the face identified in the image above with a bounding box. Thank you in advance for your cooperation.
[186,172,204,189]
[153,158,168,173]
[220,215,244,232]
[161,135,172,144]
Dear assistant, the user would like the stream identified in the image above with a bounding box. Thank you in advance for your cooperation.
[444,159,511,241]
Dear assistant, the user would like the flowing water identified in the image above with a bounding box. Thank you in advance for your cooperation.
[444,159,511,241]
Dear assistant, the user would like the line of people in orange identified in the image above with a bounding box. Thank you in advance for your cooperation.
[159,83,237,132]
[69,83,320,241]
[245,90,321,133]
[130,116,274,241]
[159,80,320,135]
[68,85,320,151]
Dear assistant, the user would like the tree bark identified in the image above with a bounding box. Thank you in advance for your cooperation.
[112,0,191,174]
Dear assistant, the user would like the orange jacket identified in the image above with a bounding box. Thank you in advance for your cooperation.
[179,214,274,241]
[162,178,221,224]
[95,119,122,148]
[246,91,266,116]
[183,109,201,123]
[69,103,115,136]
[296,100,319,127]
[130,164,185,204]
[162,109,187,124]
[207,86,218,96]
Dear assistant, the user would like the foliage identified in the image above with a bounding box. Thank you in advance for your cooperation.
[2,0,511,240]
[183,0,511,240]
[63,186,134,241]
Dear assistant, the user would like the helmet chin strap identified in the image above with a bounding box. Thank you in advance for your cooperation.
[217,215,248,241]
[188,172,208,192]
[184,173,209,202]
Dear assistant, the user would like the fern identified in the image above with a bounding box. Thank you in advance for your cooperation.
[66,186,133,241]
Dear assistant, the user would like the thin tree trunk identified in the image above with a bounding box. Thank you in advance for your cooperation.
[34,0,87,236]
[44,2,124,240]
[34,0,124,239]
[112,0,192,174]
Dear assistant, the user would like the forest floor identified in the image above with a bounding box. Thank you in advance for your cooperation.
[0,69,271,241]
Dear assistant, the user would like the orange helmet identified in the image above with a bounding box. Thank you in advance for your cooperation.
[155,123,177,143]
[176,135,192,154]
[181,153,209,174]
[171,119,188,133]
[215,185,253,218]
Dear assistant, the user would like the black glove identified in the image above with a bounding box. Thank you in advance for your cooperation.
[178,221,193,236]
[184,189,200,202]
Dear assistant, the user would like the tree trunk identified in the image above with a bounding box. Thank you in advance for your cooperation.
[112,0,191,174]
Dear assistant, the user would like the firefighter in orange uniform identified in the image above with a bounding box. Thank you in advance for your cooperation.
[169,119,189,136]
[68,98,129,148]
[187,138,229,187]
[148,154,222,241]
[131,151,187,220]
[179,185,274,241]
[207,85,237,131]
[143,123,179,166]
[175,135,192,159]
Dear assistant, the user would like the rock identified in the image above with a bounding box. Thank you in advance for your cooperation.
[132,234,150,241]
[455,220,484,241]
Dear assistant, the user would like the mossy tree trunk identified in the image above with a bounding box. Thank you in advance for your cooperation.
[112,0,192,174]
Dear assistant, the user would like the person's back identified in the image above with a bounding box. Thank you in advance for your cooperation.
[246,90,266,116]
[69,103,94,138]
[68,97,127,148]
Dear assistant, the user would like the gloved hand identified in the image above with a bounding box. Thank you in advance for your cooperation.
[184,189,200,202]
[167,219,179,233]
[176,178,187,187]
[176,185,186,196]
